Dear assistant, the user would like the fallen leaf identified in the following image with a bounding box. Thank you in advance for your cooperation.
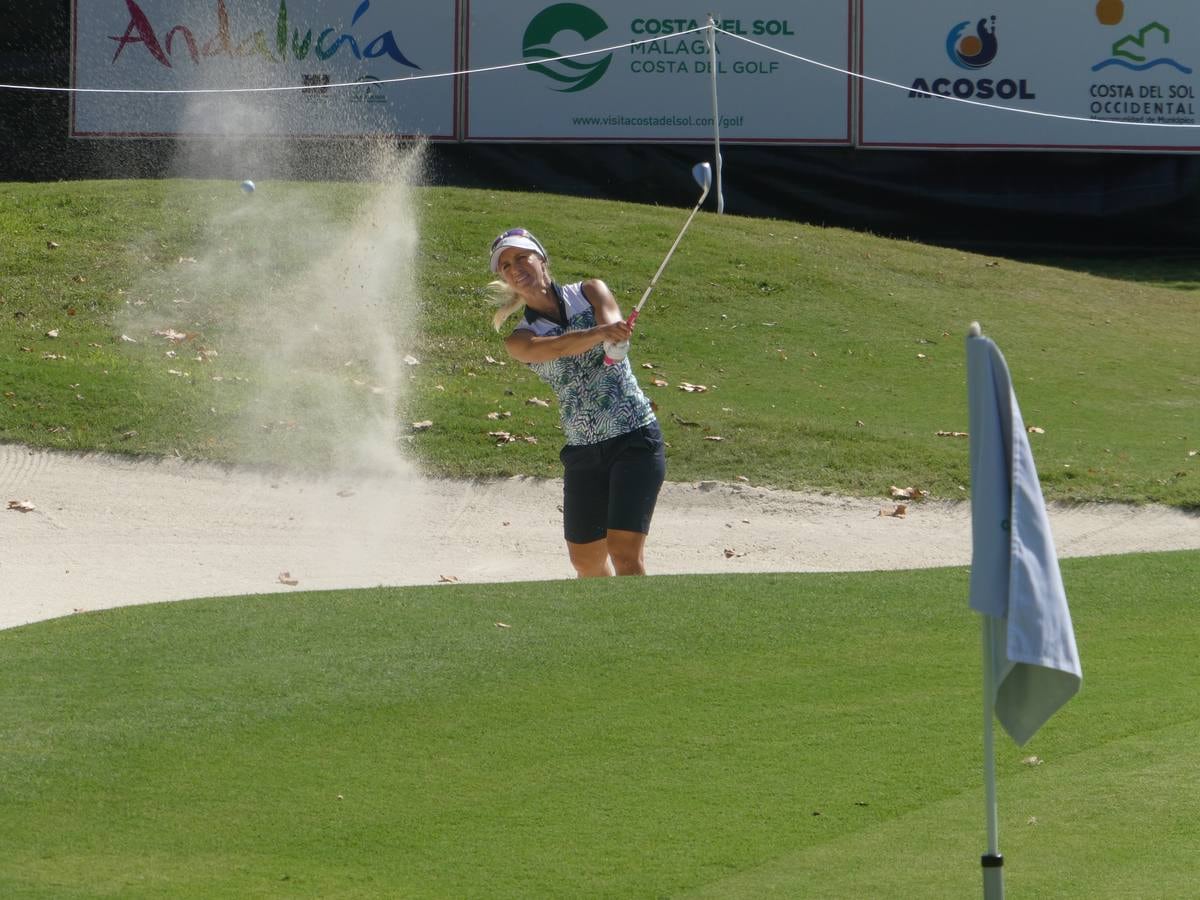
[641,363,655,369]
[526,397,550,408]
[522,435,539,444]
[403,355,420,366]
[121,430,138,439]
[679,382,708,393]
[1027,426,1045,435]
[411,420,433,431]
[72,275,86,284]
[484,355,505,366]
[495,622,511,629]
[878,504,908,518]
[42,353,67,360]
[917,353,927,360]
[47,241,60,249]
[889,486,928,500]
[489,431,517,444]
[177,256,197,264]
[438,574,459,583]
[723,548,746,558]
[153,328,190,343]
[652,377,669,387]
[704,435,724,442]
[1022,755,1044,767]
[277,572,299,586]
[936,431,969,438]
[671,413,700,427]
[486,411,512,420]
[736,475,749,483]
[7,500,36,512]
[120,334,138,343]
[46,329,59,338]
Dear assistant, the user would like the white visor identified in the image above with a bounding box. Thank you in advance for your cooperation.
[489,233,548,273]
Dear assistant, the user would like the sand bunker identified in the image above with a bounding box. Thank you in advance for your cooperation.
[3,443,1197,630]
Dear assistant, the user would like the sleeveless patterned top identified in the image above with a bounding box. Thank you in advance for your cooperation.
[512,281,656,446]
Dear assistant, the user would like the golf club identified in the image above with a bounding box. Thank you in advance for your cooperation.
[604,161,713,365]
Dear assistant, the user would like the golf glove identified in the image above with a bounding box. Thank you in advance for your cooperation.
[603,339,630,366]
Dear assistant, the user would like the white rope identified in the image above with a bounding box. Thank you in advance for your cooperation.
[1,21,1195,130]
[0,27,709,95]
[715,27,1200,129]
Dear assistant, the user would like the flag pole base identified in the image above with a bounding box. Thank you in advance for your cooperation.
[982,854,1004,900]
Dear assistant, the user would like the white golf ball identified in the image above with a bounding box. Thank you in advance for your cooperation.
[240,180,256,193]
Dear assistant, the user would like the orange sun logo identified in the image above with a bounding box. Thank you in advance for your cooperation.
[1095,0,1125,26]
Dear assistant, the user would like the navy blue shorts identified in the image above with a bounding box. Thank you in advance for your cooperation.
[559,421,667,544]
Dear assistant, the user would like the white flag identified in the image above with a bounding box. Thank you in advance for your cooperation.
[967,329,1081,746]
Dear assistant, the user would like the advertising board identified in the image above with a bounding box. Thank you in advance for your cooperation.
[464,1,854,143]
[859,0,1200,150]
[71,0,459,138]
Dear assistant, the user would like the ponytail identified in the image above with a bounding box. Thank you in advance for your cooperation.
[488,280,524,332]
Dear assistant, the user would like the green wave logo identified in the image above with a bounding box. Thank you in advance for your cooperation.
[522,4,612,93]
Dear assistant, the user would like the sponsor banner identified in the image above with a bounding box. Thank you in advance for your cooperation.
[464,1,852,143]
[860,1,1200,150]
[71,0,458,138]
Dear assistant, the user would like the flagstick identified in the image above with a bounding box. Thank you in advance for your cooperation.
[981,615,1006,900]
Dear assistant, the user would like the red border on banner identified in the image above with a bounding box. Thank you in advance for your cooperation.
[855,0,1200,153]
[462,1,854,145]
[69,0,461,140]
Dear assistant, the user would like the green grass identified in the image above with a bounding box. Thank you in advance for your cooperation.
[2,178,1198,505]
[1,551,1197,898]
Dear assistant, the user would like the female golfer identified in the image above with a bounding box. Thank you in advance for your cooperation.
[488,228,666,577]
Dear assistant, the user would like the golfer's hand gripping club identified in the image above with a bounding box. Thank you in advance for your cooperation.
[602,309,637,365]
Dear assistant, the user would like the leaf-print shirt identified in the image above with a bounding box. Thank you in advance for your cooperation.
[513,281,656,446]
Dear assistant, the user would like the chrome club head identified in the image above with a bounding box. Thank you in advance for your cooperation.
[692,162,712,198]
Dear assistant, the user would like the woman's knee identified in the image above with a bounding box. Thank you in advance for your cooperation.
[569,540,613,577]
[606,531,646,576]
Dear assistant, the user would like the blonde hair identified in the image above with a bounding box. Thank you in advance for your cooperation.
[488,280,524,332]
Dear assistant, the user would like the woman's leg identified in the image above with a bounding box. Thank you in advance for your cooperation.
[561,443,610,576]
[567,538,614,577]
[605,529,647,575]
[606,423,666,575]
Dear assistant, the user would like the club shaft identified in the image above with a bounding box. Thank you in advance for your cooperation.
[634,188,710,313]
